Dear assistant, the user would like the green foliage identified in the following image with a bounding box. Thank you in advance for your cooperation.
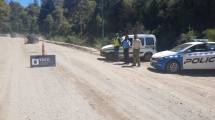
[42,14,54,37]
[203,29,215,42]
[9,2,26,33]
[177,30,197,45]
[1,0,215,49]
[65,36,85,45]
[25,3,40,33]
[93,37,111,49]
[0,0,10,33]
[0,0,7,18]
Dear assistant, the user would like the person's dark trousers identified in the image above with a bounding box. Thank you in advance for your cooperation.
[123,48,129,63]
[114,46,119,62]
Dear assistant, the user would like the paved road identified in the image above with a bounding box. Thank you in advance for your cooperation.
[0,37,215,120]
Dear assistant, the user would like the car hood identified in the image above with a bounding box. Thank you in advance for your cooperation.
[102,44,114,50]
[152,50,177,58]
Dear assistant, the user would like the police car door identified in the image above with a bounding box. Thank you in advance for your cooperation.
[183,44,214,69]
[206,43,215,69]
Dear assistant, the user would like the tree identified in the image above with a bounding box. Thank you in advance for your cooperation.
[25,2,40,33]
[0,0,10,33]
[9,1,26,33]
[64,0,96,35]
[1,0,215,49]
[38,0,55,34]
[43,14,54,35]
[203,29,215,42]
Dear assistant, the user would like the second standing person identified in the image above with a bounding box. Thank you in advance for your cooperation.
[121,35,131,64]
[132,34,142,67]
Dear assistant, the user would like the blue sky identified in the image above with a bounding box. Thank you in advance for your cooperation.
[7,0,40,7]
[18,0,34,7]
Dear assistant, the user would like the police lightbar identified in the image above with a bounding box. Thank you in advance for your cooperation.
[193,39,208,42]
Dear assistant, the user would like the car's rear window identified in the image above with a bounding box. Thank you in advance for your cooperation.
[145,37,155,45]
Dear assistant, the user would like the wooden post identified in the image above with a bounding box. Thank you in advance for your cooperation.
[42,42,45,55]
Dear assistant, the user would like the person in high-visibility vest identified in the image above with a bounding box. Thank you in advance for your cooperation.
[112,33,121,61]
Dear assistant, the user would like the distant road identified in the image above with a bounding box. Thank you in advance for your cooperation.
[0,37,214,120]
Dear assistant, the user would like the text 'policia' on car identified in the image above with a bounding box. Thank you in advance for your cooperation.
[184,57,215,64]
[150,39,215,73]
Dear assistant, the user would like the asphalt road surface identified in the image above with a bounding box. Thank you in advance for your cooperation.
[0,37,215,120]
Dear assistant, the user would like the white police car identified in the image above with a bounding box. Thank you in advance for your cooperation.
[150,41,215,73]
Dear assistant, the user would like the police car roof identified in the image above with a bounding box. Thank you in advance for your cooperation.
[186,41,215,45]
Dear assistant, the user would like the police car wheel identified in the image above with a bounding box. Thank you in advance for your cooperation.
[166,61,180,73]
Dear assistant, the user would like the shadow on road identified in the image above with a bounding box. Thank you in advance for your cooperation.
[121,64,134,68]
[179,70,215,77]
[147,67,215,77]
[147,67,167,74]
[97,57,114,63]
[97,57,128,63]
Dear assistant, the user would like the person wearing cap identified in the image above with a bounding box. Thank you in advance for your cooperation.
[132,33,142,66]
[121,35,131,64]
[112,33,121,61]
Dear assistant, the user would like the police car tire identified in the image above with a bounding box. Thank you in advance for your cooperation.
[166,61,180,73]
[144,53,152,61]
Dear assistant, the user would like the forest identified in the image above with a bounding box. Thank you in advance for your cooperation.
[0,0,215,50]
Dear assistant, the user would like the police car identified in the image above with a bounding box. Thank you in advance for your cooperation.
[150,40,215,73]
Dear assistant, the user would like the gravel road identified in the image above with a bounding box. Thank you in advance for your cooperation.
[0,37,214,120]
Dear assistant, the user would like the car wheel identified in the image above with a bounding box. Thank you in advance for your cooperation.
[106,52,114,60]
[144,53,152,62]
[166,61,180,73]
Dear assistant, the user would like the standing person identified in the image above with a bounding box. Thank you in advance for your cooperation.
[132,33,142,66]
[112,33,121,62]
[121,35,131,64]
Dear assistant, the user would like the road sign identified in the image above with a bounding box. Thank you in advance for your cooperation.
[30,55,56,68]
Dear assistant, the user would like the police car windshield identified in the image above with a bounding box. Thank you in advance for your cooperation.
[170,44,192,52]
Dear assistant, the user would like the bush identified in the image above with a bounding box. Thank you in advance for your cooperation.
[65,36,85,45]
[93,37,111,49]
[203,29,215,42]
[50,36,65,42]
[177,30,197,45]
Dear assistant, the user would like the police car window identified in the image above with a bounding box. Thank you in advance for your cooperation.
[170,44,191,52]
[208,44,215,51]
[139,38,145,45]
[145,37,154,45]
[190,44,207,52]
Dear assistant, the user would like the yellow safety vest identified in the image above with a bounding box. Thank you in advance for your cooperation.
[113,37,120,47]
